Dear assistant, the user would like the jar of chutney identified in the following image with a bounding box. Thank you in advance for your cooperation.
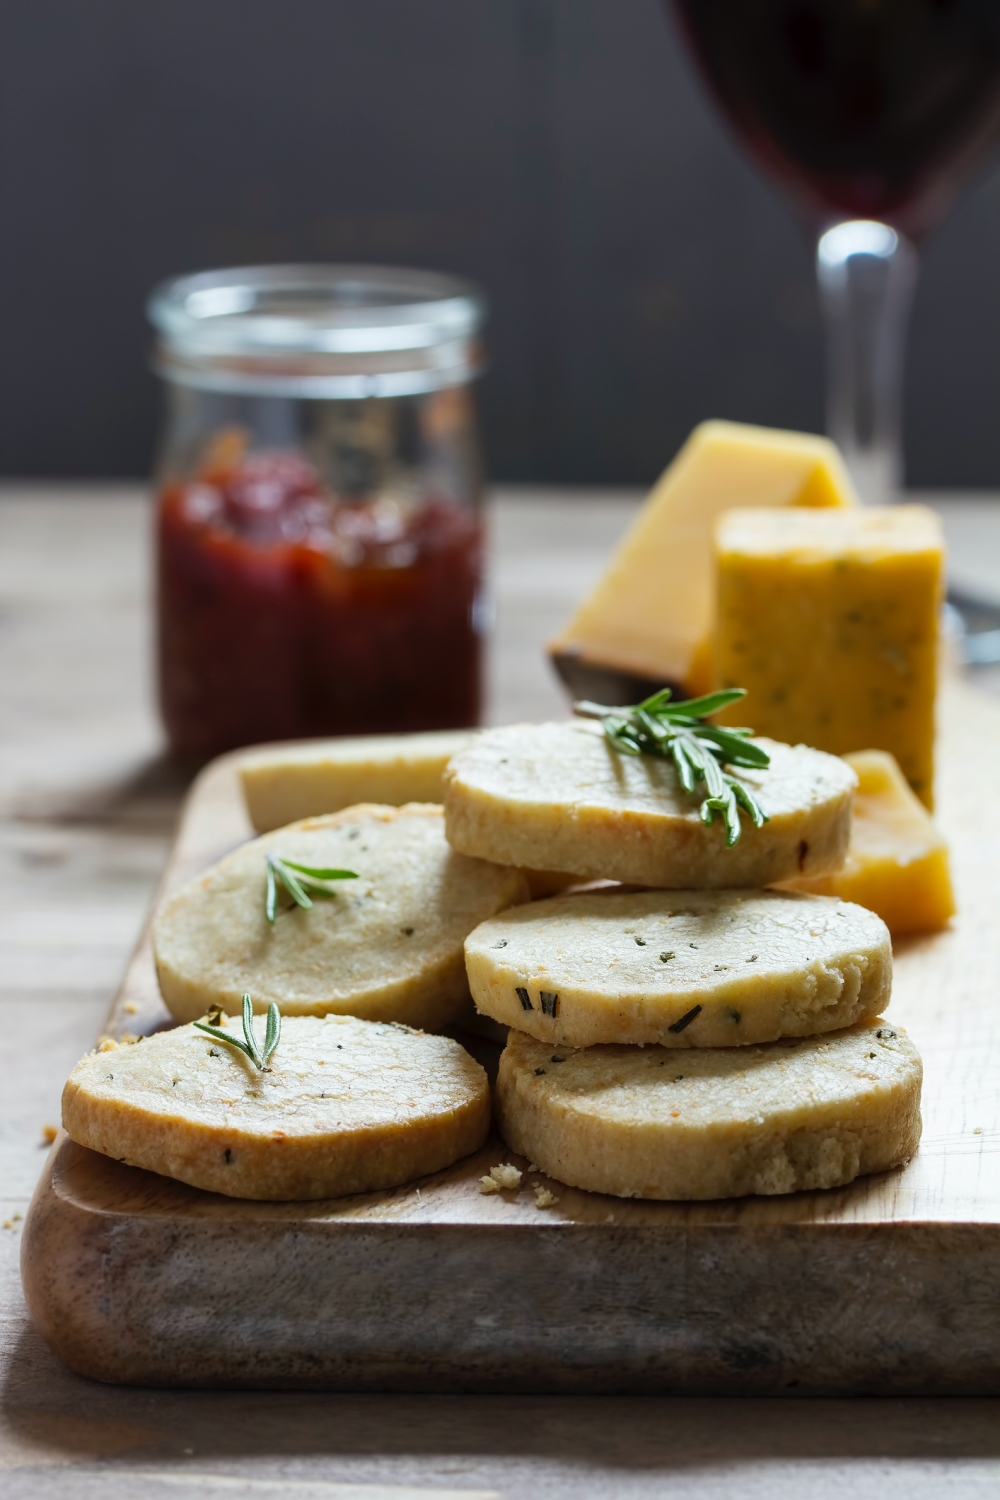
[148,265,487,763]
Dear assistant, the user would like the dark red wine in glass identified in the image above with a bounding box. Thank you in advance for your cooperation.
[669,0,1000,501]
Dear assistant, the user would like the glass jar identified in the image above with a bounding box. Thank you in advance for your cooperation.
[147,264,487,764]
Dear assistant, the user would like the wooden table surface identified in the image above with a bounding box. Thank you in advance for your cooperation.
[2,483,1000,1498]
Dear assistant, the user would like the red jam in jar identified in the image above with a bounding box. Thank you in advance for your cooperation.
[148,265,489,764]
[157,446,483,762]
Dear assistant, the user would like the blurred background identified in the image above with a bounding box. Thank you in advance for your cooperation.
[6,0,1000,489]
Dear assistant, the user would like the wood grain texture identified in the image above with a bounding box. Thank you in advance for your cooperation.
[19,676,1000,1393]
[4,488,1000,1496]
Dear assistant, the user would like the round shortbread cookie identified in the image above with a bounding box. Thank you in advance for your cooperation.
[443,720,855,888]
[154,804,529,1028]
[62,1014,491,1200]
[466,888,891,1048]
[496,1020,921,1201]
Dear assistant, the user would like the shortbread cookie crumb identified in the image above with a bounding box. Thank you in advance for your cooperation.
[479,1162,523,1194]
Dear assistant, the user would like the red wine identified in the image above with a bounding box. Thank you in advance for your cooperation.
[672,0,1000,237]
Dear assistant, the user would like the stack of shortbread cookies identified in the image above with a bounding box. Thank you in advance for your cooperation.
[61,718,922,1205]
[446,718,923,1201]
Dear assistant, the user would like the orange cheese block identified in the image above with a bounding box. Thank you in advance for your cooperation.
[714,505,944,807]
[784,749,955,936]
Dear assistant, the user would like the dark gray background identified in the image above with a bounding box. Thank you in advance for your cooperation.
[4,0,1000,486]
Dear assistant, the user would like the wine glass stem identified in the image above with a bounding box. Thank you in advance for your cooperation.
[816,220,918,504]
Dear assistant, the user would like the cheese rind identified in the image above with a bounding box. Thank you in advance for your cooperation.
[240,730,477,833]
[548,420,856,693]
[465,887,891,1047]
[714,505,944,807]
[62,1014,491,1200]
[495,1020,922,1201]
[443,719,856,889]
[783,749,955,935]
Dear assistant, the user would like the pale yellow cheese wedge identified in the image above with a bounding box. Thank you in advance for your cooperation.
[466,888,891,1047]
[240,730,477,833]
[783,749,955,936]
[443,719,856,889]
[548,420,856,695]
[496,1020,921,1201]
[62,1014,490,1200]
[153,804,529,1029]
[714,505,944,807]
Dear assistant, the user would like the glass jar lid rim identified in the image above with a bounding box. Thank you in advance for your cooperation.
[148,263,486,358]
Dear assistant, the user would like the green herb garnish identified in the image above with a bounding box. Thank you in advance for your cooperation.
[574,687,770,847]
[194,993,281,1071]
[265,854,358,923]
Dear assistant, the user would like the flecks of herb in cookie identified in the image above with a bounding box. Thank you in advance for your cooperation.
[574,686,769,847]
[265,853,358,923]
[516,987,533,1011]
[492,939,507,949]
[633,935,646,946]
[668,1004,702,1034]
[195,993,281,1071]
[540,991,559,1017]
[659,951,676,962]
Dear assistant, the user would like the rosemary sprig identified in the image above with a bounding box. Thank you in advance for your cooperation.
[574,687,770,847]
[194,992,281,1070]
[265,853,358,923]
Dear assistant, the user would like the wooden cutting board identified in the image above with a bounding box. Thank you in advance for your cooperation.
[19,681,1000,1394]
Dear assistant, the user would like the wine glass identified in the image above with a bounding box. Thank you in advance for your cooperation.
[669,0,1000,505]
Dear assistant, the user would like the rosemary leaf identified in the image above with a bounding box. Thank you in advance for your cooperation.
[242,992,264,1068]
[264,853,358,923]
[265,859,279,924]
[263,1001,281,1067]
[275,861,313,912]
[672,737,697,794]
[280,860,358,881]
[730,776,768,829]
